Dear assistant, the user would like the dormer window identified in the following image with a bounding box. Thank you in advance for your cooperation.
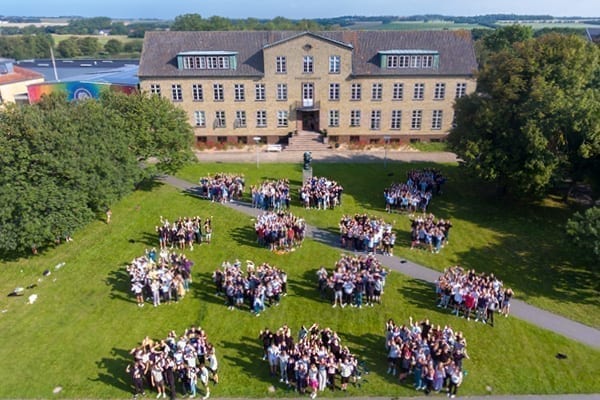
[177,51,237,70]
[379,50,439,70]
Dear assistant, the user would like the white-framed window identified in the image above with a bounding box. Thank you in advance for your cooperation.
[422,55,433,68]
[193,110,205,127]
[303,55,313,73]
[150,84,161,96]
[277,110,288,127]
[192,84,203,101]
[255,83,266,101]
[391,110,402,129]
[370,110,381,130]
[455,82,467,99]
[434,83,446,100]
[215,111,226,128]
[329,83,340,101]
[213,83,224,101]
[276,56,287,73]
[410,56,422,68]
[276,83,287,101]
[371,83,383,101]
[256,110,267,127]
[182,55,231,70]
[392,83,403,100]
[350,110,361,127]
[432,110,443,130]
[411,110,422,130]
[413,83,425,100]
[329,109,340,127]
[234,84,245,101]
[386,54,433,69]
[351,83,361,101]
[329,55,341,73]
[235,110,246,128]
[171,84,182,101]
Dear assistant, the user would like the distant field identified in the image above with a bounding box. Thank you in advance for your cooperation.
[348,20,486,31]
[51,34,136,46]
[496,21,598,29]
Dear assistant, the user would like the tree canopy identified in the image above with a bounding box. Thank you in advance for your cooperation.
[448,32,600,197]
[0,92,193,255]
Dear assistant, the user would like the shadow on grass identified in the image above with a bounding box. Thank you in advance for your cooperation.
[220,337,275,385]
[285,269,331,306]
[92,347,132,393]
[106,268,136,304]
[191,272,232,308]
[228,225,263,250]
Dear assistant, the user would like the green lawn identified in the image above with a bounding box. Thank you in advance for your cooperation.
[0,163,598,398]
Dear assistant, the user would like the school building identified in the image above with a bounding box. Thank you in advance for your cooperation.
[138,30,477,147]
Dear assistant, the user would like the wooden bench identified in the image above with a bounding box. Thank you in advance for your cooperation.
[266,144,283,152]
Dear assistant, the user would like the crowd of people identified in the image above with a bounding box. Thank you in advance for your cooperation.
[250,179,291,211]
[299,176,344,210]
[339,214,396,255]
[409,213,452,254]
[198,173,245,203]
[255,211,306,252]
[435,265,513,327]
[317,254,389,308]
[383,168,446,214]
[127,249,194,307]
[156,216,213,251]
[385,317,468,398]
[259,323,364,397]
[212,260,287,315]
[127,326,218,399]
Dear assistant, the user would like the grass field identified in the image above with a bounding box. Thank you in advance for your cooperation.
[346,20,487,31]
[51,34,136,46]
[0,162,598,398]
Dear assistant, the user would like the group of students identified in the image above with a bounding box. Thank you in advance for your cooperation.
[317,254,389,308]
[385,317,468,398]
[255,211,306,252]
[409,213,452,254]
[250,179,291,211]
[435,265,513,327]
[128,249,194,307]
[156,216,213,251]
[299,176,344,210]
[212,260,287,315]
[259,323,363,398]
[127,326,218,399]
[339,213,396,255]
[383,169,445,214]
[198,173,245,203]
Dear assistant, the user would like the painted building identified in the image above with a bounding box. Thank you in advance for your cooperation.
[0,58,44,106]
[138,30,477,145]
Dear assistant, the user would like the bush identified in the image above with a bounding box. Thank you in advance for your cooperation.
[566,206,600,259]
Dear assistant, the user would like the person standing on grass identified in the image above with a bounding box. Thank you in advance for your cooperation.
[501,288,514,318]
[339,358,353,391]
[127,360,147,398]
[150,359,166,398]
[206,345,219,385]
[447,366,463,398]
[198,363,211,399]
[487,293,499,327]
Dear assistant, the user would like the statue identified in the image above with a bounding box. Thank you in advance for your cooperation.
[303,151,312,170]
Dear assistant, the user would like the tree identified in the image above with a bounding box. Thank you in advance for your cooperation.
[0,92,193,255]
[104,38,123,55]
[566,207,600,259]
[77,36,101,55]
[448,33,600,197]
[56,37,81,57]
[171,13,206,31]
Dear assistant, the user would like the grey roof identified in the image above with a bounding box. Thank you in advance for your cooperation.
[586,27,600,42]
[138,30,477,78]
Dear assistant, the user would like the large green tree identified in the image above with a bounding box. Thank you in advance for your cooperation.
[0,92,193,255]
[448,33,600,197]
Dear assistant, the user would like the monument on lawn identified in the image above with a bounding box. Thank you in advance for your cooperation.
[303,151,313,183]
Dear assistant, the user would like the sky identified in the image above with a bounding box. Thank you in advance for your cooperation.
[1,0,599,20]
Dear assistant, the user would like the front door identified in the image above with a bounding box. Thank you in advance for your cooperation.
[301,111,319,131]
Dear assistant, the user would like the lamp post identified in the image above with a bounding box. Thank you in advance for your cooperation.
[253,136,261,168]
[383,135,391,169]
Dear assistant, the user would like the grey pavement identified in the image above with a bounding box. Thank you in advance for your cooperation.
[161,175,600,349]
[194,148,459,164]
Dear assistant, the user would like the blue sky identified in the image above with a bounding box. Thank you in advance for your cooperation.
[2,0,598,19]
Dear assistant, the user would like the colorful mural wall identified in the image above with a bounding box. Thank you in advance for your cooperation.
[27,82,137,103]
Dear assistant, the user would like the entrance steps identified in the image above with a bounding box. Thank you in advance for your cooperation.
[285,130,331,152]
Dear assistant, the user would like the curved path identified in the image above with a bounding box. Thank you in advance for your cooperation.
[160,175,599,349]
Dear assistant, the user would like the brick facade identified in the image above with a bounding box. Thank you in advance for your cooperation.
[139,31,477,145]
